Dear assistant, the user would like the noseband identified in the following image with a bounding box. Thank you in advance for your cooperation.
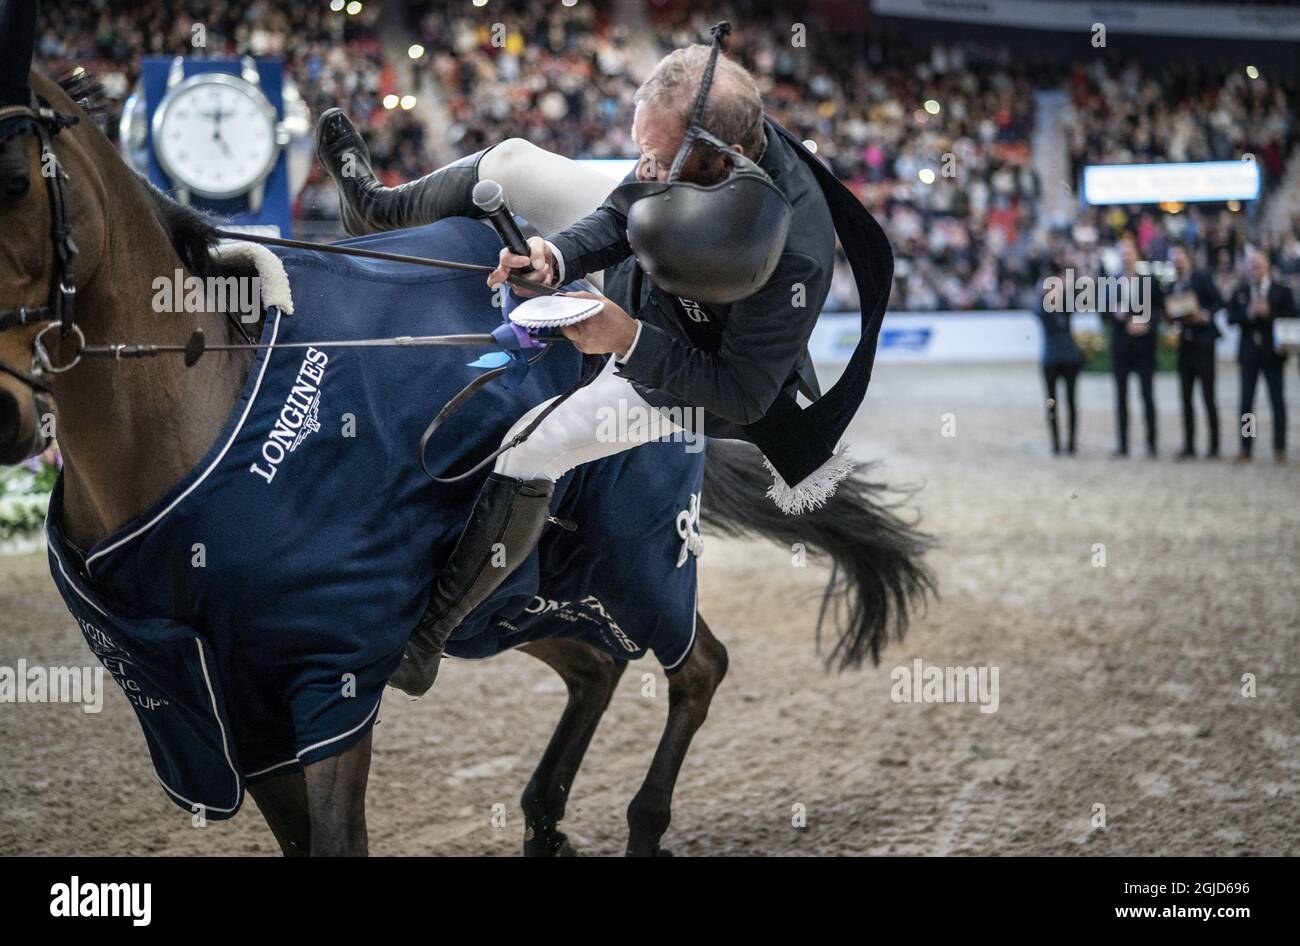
[0,94,79,395]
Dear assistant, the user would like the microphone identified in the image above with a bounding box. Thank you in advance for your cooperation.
[473,179,534,276]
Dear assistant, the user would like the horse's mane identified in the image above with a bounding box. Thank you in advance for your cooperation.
[53,67,221,277]
[55,69,108,125]
[138,179,221,277]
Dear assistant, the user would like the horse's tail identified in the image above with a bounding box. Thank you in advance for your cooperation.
[700,439,936,669]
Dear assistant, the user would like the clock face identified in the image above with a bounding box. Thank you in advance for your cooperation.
[152,75,278,199]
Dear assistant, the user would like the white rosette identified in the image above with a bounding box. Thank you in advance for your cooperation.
[507,294,605,330]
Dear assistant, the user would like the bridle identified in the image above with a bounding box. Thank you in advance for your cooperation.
[0,94,79,397]
[0,93,80,465]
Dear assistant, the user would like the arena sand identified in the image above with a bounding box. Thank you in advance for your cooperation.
[2,362,1297,855]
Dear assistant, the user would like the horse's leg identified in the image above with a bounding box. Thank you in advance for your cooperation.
[302,729,373,856]
[248,773,311,857]
[517,638,627,856]
[626,614,728,857]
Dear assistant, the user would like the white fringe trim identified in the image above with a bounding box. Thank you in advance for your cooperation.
[763,442,855,515]
[213,241,295,315]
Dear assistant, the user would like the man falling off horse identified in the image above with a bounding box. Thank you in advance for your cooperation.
[316,23,893,697]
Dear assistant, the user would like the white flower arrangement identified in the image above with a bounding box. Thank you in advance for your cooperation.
[0,451,57,551]
[0,494,48,551]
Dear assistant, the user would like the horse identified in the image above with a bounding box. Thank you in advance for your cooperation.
[0,59,933,855]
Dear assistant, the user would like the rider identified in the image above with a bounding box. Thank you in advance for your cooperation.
[316,24,892,697]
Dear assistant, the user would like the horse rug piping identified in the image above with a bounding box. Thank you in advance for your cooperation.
[44,218,705,820]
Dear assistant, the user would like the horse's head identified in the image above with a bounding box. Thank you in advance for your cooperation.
[0,1,108,465]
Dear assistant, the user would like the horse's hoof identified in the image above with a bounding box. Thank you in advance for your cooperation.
[523,829,577,857]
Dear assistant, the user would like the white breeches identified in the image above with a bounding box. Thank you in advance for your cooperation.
[474,138,673,481]
[476,138,617,291]
[473,135,676,480]
[495,357,687,482]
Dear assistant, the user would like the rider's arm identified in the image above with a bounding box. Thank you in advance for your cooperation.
[615,251,827,427]
[546,170,638,283]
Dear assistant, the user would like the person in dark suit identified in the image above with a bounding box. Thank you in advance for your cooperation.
[1035,268,1084,455]
[1227,251,1295,463]
[1107,240,1164,458]
[1166,243,1223,459]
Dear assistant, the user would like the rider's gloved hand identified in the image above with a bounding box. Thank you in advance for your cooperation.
[487,236,558,296]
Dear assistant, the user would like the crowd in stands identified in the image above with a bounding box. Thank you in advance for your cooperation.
[1063,58,1296,193]
[1058,55,1300,297]
[410,0,1052,311]
[31,0,428,226]
[410,0,1299,312]
[28,0,1300,314]
[413,0,637,161]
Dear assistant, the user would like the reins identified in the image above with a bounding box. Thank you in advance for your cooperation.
[213,229,565,298]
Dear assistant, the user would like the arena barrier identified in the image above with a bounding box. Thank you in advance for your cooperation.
[809,311,1245,365]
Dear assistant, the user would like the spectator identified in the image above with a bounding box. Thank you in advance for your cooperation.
[1227,251,1295,463]
[1167,242,1224,459]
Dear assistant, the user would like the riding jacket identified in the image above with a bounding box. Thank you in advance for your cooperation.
[549,118,834,442]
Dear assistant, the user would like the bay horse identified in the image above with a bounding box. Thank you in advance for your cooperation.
[0,57,933,854]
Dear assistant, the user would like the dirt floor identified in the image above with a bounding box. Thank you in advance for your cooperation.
[2,362,1298,856]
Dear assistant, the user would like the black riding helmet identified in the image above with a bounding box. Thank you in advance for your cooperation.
[611,22,791,305]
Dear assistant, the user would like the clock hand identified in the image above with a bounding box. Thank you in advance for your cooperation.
[203,107,228,145]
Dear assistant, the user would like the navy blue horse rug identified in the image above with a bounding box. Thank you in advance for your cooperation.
[45,217,705,820]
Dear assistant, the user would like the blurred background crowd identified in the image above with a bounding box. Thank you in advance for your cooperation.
[30,0,1300,315]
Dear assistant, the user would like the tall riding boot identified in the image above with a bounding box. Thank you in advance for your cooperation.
[389,474,556,698]
[315,108,493,236]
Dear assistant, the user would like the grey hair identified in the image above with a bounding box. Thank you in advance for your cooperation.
[635,44,766,160]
